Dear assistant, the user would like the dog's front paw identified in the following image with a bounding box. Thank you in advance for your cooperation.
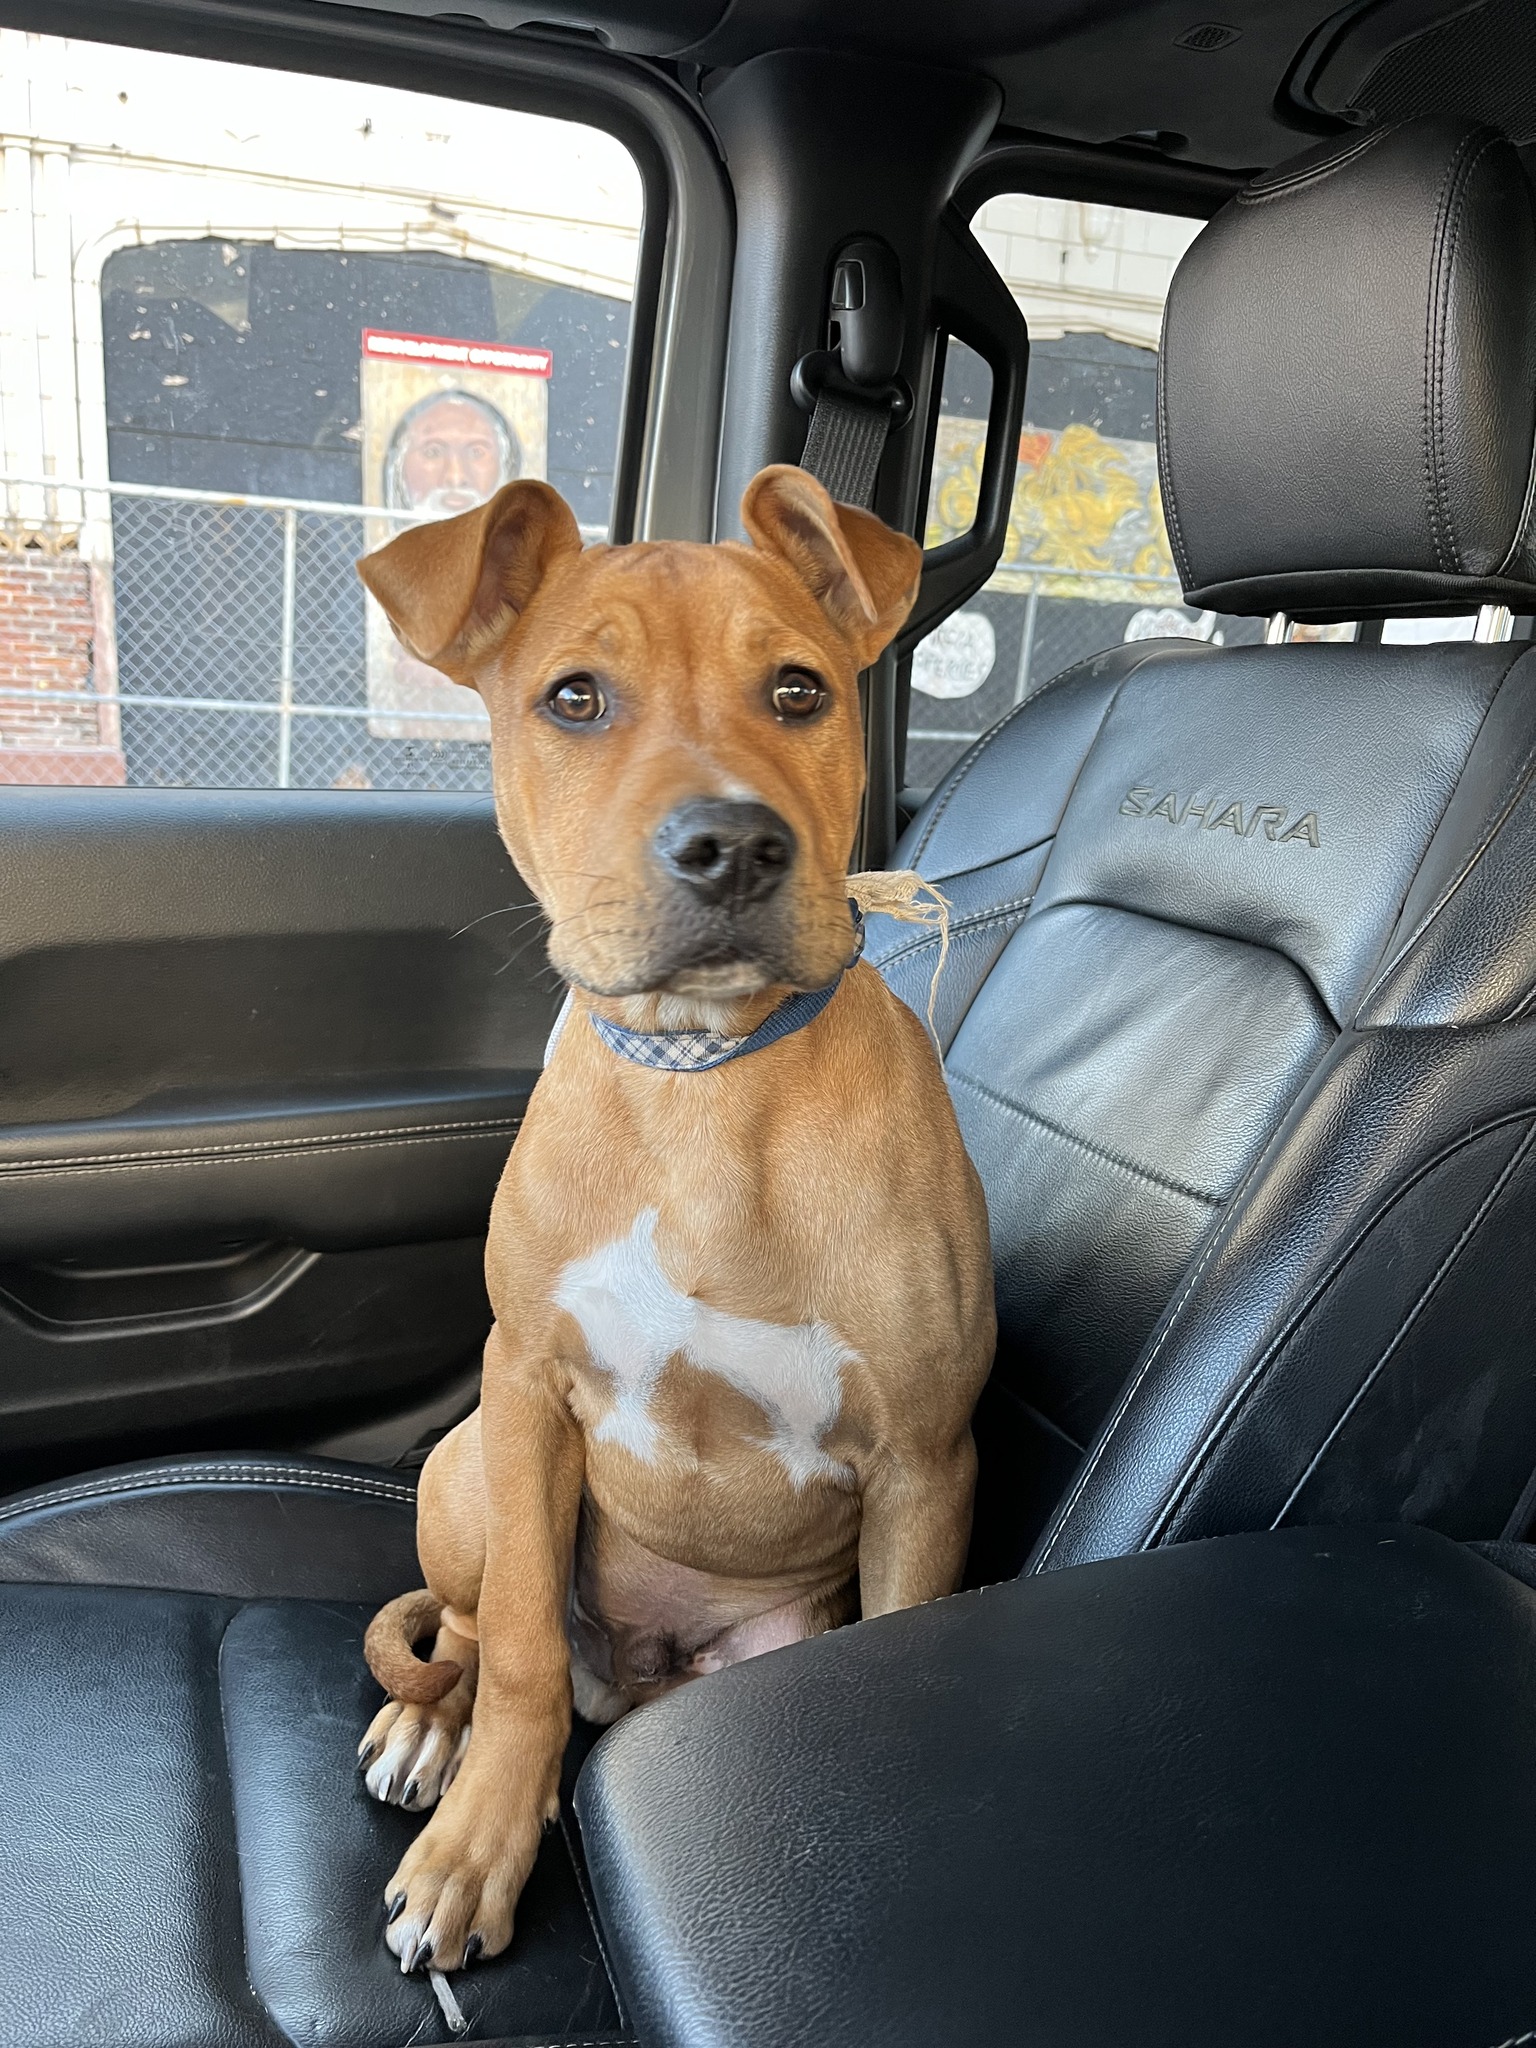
[358,1697,471,1812]
[382,1783,549,1972]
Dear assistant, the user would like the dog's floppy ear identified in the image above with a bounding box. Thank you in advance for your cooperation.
[740,464,922,666]
[357,479,581,688]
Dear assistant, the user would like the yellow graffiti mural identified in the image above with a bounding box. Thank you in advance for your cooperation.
[1013,423,1141,572]
[926,416,1178,601]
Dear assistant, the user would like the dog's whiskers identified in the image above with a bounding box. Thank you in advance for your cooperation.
[547,897,635,932]
[448,902,544,942]
[494,930,559,976]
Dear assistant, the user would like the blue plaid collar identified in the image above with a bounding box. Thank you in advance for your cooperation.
[583,907,864,1073]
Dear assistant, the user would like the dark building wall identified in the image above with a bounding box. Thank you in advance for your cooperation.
[99,240,632,790]
[102,241,631,522]
[940,330,1158,439]
[1016,332,1158,440]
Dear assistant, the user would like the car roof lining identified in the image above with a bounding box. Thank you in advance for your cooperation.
[156,0,1529,193]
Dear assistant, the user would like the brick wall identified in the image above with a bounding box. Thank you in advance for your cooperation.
[0,546,126,784]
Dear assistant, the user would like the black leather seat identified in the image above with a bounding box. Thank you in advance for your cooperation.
[579,1522,1536,2048]
[870,112,1536,1576]
[0,1456,630,2048]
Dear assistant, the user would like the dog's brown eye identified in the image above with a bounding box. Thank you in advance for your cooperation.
[546,675,606,725]
[771,669,827,721]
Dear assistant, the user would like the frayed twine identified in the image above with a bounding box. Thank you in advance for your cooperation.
[428,1969,471,2037]
[847,868,951,1055]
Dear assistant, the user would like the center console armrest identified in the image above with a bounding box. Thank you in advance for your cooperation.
[577,1525,1536,2048]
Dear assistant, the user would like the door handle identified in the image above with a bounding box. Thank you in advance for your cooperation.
[898,207,1029,655]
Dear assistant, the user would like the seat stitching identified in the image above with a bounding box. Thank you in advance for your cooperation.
[0,1466,417,1515]
[1023,650,1178,918]
[0,1113,523,1176]
[908,648,1134,864]
[1016,858,1345,1568]
[212,1609,276,2033]
[909,703,1033,864]
[31,1473,614,2048]
[0,1465,417,1523]
[557,1804,631,2028]
[948,1068,1223,1206]
[1424,132,1496,573]
[867,894,1034,970]
[1495,425,1536,577]
[1145,1106,1536,1544]
[1354,646,1531,1019]
[1234,124,1391,203]
[1031,1116,1283,1567]
[1494,966,1536,1025]
[1423,138,1460,572]
[1035,891,1336,1025]
[1156,355,1194,590]
[1423,138,1456,570]
[1267,1118,1536,1526]
[0,1126,521,1181]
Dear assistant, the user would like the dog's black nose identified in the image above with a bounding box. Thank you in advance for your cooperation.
[654,800,797,907]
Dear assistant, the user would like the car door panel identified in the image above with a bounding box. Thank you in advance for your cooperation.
[0,787,551,1473]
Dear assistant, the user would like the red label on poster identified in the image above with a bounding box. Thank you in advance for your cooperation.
[362,328,552,378]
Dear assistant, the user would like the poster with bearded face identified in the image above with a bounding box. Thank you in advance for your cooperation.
[361,327,551,740]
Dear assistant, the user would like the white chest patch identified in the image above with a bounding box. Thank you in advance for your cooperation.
[553,1209,856,1488]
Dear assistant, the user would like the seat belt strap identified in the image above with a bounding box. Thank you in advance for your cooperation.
[792,236,908,508]
[799,386,893,509]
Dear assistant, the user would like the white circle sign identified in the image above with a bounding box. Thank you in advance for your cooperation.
[911,608,997,699]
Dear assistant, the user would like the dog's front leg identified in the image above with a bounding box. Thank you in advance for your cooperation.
[856,1433,978,1618]
[384,1324,582,1972]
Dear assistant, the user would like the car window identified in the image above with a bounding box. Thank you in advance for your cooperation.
[0,30,643,792]
[907,191,1265,791]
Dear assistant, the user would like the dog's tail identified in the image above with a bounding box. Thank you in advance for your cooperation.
[364,1588,463,1705]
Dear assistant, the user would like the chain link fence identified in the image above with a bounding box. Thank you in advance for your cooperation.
[0,473,1264,795]
[904,572,1267,791]
[0,475,607,791]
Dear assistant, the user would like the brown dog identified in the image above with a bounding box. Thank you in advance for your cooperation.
[353,464,995,1972]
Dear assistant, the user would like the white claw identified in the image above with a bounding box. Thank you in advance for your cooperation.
[364,1754,398,1802]
[363,1705,470,1809]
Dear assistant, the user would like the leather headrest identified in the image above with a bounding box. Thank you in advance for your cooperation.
[1159,116,1536,621]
